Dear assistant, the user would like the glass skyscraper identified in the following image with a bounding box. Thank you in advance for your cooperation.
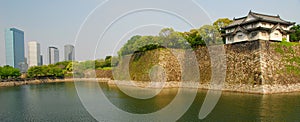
[48,46,59,64]
[5,28,25,70]
[64,44,75,61]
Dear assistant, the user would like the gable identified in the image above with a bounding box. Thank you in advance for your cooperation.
[244,14,257,22]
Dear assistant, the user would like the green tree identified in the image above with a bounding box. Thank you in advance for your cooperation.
[118,35,142,56]
[181,29,205,49]
[290,24,300,42]
[213,18,233,32]
[199,25,223,45]
[48,65,64,77]
[55,61,71,70]
[66,62,77,72]
[0,66,3,79]
[28,66,44,78]
[159,28,189,49]
[27,65,64,78]
[0,65,21,79]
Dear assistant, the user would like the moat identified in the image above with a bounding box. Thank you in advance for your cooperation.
[0,82,300,121]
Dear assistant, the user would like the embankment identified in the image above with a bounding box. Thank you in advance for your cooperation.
[112,40,300,94]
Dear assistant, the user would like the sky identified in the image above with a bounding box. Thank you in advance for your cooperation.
[0,0,299,66]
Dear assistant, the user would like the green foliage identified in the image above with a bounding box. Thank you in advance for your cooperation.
[100,67,112,70]
[199,25,223,45]
[273,40,299,54]
[95,56,114,69]
[55,61,71,70]
[27,65,64,78]
[285,56,300,75]
[0,65,21,79]
[65,62,75,72]
[118,24,225,56]
[159,28,190,49]
[272,41,300,75]
[280,40,298,47]
[290,24,300,42]
[0,67,2,79]
[213,18,233,32]
[285,65,300,75]
[138,44,162,52]
[118,35,143,56]
[118,28,193,56]
[181,29,206,49]
[275,47,284,54]
[286,57,300,65]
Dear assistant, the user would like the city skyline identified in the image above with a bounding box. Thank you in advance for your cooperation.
[0,0,300,66]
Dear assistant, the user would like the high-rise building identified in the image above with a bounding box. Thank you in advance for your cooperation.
[28,41,41,67]
[48,46,59,64]
[64,44,75,61]
[5,28,25,70]
[40,55,43,66]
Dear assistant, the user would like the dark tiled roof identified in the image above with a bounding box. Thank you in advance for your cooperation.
[224,11,295,29]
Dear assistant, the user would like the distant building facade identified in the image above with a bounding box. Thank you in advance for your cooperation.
[40,55,43,66]
[48,46,59,64]
[223,11,295,44]
[28,41,41,67]
[64,44,75,61]
[5,28,25,70]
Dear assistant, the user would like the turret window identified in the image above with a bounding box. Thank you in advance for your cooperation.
[238,34,244,39]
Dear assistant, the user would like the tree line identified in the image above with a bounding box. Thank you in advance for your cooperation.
[118,19,300,56]
[118,18,232,56]
[0,56,114,81]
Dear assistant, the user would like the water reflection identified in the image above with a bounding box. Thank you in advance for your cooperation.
[259,93,300,121]
[100,82,177,114]
[1,82,300,121]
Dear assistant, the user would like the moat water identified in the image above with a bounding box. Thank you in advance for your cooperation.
[0,82,300,121]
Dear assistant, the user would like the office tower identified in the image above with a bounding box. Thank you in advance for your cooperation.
[28,41,41,67]
[5,28,25,70]
[64,44,75,61]
[48,46,59,64]
[40,55,43,66]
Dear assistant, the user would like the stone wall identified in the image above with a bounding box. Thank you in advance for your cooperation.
[225,41,262,85]
[114,40,300,86]
[261,41,300,85]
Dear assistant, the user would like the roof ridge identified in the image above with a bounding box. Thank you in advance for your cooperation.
[251,11,279,18]
[234,16,247,20]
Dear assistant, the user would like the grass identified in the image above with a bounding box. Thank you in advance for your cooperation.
[279,41,298,47]
[285,65,300,75]
[273,41,299,54]
[272,41,300,75]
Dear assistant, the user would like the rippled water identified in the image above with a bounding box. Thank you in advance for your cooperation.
[0,82,300,121]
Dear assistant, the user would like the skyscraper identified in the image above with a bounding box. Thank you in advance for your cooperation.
[28,41,41,67]
[64,44,75,61]
[40,55,43,66]
[5,28,25,70]
[48,46,59,64]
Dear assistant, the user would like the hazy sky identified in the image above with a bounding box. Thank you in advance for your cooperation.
[0,0,299,65]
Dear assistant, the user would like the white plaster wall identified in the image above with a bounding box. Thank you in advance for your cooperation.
[270,30,283,41]
[258,31,270,40]
[233,32,249,43]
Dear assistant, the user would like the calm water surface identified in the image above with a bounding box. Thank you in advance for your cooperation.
[0,82,300,121]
